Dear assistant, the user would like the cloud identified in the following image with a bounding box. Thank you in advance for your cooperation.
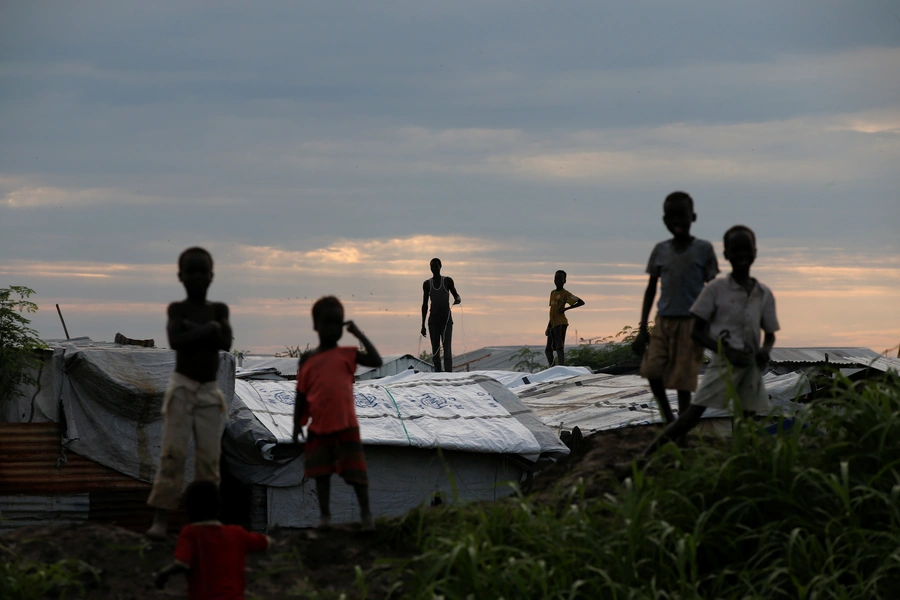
[8,238,898,355]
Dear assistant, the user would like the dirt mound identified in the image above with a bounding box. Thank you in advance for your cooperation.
[2,427,664,599]
[1,521,406,599]
[528,425,660,504]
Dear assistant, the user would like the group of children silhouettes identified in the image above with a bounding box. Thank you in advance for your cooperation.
[147,190,778,598]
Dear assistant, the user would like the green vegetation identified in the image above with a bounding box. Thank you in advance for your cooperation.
[565,324,644,371]
[0,545,99,600]
[376,373,900,599]
[0,286,47,406]
[510,346,543,373]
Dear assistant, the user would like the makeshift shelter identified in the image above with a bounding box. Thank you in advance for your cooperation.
[0,338,233,531]
[2,339,568,531]
[224,372,569,528]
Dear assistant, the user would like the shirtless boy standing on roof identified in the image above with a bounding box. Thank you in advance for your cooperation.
[146,247,232,539]
[420,258,461,372]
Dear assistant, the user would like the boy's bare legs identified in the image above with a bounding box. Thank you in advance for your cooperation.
[643,404,707,458]
[676,390,692,446]
[545,348,555,367]
[442,323,453,372]
[648,379,675,423]
[353,483,374,531]
[315,475,331,528]
[147,509,168,540]
[556,349,565,367]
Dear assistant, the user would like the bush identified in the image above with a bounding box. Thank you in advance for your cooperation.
[378,372,900,599]
[566,324,643,371]
[0,286,47,406]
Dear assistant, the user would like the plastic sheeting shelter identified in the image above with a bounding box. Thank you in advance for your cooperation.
[1,338,235,484]
[225,372,570,528]
[514,371,811,435]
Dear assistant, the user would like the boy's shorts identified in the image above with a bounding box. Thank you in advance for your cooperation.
[546,324,567,352]
[692,357,770,413]
[639,315,704,391]
[304,427,368,486]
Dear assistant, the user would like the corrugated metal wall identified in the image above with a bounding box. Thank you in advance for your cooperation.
[0,423,185,531]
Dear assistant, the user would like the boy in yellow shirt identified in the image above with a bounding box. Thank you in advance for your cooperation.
[545,270,585,367]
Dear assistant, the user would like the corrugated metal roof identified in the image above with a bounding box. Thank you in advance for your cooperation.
[767,347,881,365]
[452,346,548,373]
[356,354,434,380]
[456,346,885,373]
[843,356,900,374]
[240,354,435,380]
[0,423,187,532]
[0,423,150,495]
[0,494,89,530]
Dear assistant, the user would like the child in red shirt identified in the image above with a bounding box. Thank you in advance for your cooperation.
[293,296,383,530]
[154,480,271,599]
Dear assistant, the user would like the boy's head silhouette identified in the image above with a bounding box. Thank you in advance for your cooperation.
[430,258,442,277]
[177,247,214,298]
[554,270,567,289]
[184,480,220,522]
[662,191,696,238]
[723,225,757,269]
[312,296,344,345]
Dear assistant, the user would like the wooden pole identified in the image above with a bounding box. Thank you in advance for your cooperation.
[55,304,70,340]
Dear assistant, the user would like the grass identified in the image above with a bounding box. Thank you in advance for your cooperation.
[375,371,900,599]
[0,544,100,600]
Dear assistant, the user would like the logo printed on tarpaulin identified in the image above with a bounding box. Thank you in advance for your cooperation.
[270,390,296,406]
[354,392,380,409]
[416,393,449,410]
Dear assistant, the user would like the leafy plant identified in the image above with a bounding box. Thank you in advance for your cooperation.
[279,345,308,358]
[566,324,646,371]
[0,286,47,406]
[418,350,433,363]
[510,346,542,373]
[0,545,99,600]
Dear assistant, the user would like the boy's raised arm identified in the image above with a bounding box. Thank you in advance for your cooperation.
[346,321,382,368]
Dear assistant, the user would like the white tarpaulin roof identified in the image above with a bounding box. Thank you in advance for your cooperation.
[514,371,811,434]
[232,372,570,463]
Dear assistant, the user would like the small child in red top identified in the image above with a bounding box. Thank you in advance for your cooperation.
[293,296,383,530]
[154,480,271,599]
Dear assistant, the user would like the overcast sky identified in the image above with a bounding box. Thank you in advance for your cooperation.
[2,1,898,358]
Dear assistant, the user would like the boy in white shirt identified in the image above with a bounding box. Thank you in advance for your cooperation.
[640,225,779,457]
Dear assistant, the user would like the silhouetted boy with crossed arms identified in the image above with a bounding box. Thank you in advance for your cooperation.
[633,192,718,424]
[293,296,382,530]
[147,247,232,539]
